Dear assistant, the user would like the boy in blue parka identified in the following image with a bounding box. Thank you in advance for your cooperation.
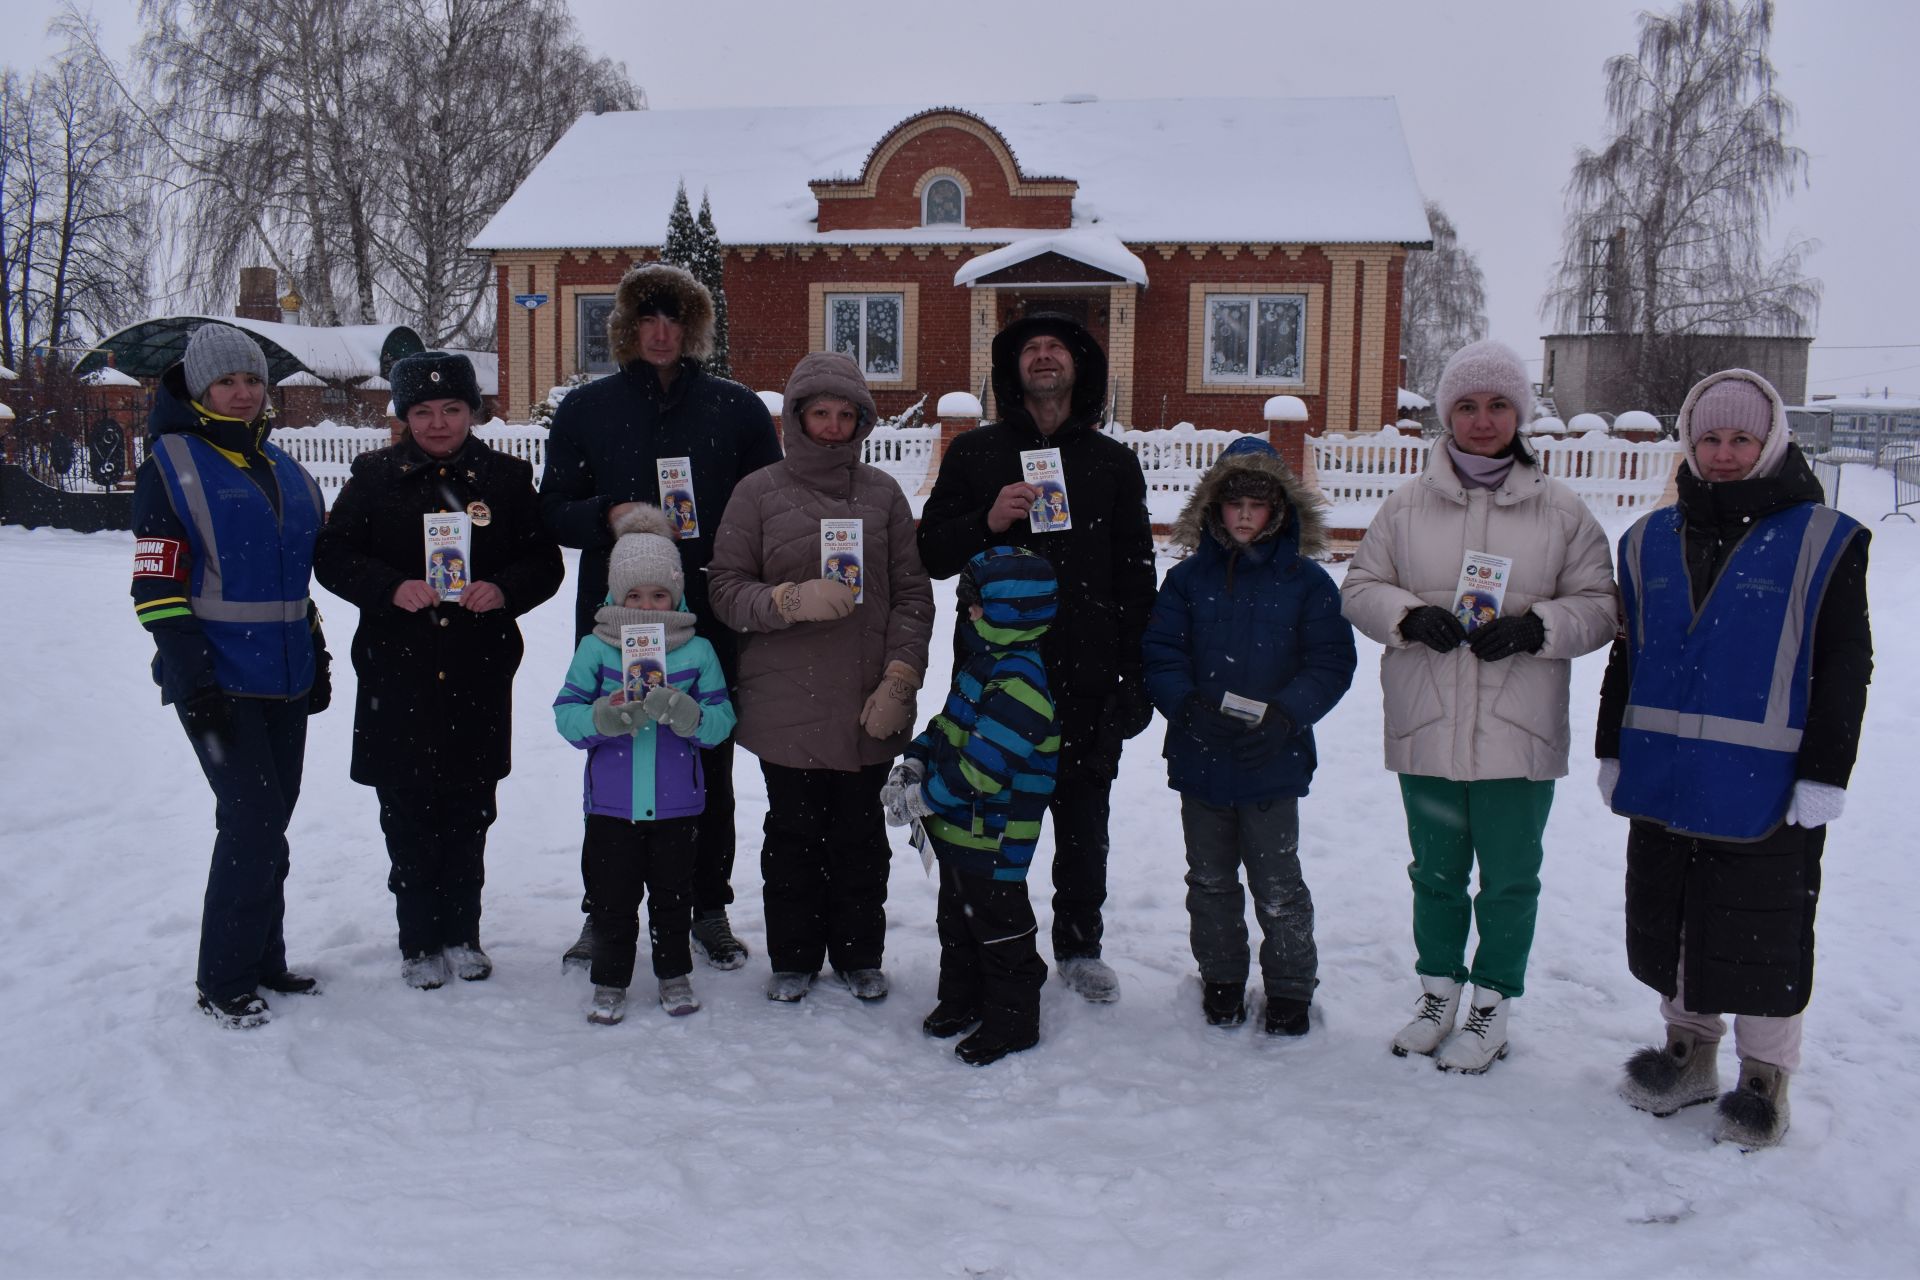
[881,547,1061,1066]
[554,507,736,1025]
[1143,437,1356,1035]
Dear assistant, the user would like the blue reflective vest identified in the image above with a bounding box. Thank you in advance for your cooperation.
[1613,501,1863,841]
[150,433,324,696]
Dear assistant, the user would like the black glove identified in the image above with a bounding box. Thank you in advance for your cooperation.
[1175,692,1247,746]
[1101,679,1155,743]
[1232,712,1298,767]
[306,602,333,715]
[180,688,232,739]
[1399,606,1467,653]
[1467,613,1546,662]
[308,649,333,715]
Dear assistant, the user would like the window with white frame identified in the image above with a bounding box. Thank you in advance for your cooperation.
[826,293,904,380]
[922,177,964,226]
[577,294,616,374]
[1204,292,1307,384]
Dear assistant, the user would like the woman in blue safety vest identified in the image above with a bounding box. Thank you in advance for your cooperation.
[1597,369,1873,1149]
[130,323,332,1030]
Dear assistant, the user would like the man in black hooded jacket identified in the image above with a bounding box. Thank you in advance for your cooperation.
[917,312,1158,1001]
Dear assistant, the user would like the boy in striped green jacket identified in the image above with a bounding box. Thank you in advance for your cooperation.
[882,547,1060,1066]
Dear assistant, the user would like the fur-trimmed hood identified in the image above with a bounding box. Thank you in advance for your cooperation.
[608,263,716,366]
[1171,436,1328,559]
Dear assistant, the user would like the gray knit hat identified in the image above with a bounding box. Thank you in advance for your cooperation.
[606,505,685,606]
[1687,378,1773,442]
[1435,339,1534,426]
[183,323,270,402]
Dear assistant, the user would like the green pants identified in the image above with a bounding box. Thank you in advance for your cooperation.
[1398,775,1555,999]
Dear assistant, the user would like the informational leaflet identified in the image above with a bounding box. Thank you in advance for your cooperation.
[910,818,933,875]
[820,518,864,604]
[1219,691,1269,725]
[1453,550,1514,633]
[657,457,698,538]
[620,622,668,703]
[423,512,470,602]
[1020,447,1071,532]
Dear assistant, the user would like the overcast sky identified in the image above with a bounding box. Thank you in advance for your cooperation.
[7,0,1916,398]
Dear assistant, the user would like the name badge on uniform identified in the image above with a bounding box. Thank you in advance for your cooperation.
[465,500,492,527]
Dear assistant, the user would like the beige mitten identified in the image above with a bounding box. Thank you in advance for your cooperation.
[858,660,921,740]
[773,579,858,624]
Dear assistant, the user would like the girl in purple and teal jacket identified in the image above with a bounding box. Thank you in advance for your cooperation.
[553,507,736,1025]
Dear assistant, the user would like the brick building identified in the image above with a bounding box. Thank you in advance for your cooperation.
[474,97,1431,465]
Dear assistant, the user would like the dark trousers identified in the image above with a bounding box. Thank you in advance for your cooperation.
[758,760,892,974]
[1181,795,1316,1001]
[936,864,1047,1025]
[375,782,497,958]
[178,696,307,1001]
[583,813,698,988]
[1047,770,1113,961]
[579,737,734,921]
[694,738,737,916]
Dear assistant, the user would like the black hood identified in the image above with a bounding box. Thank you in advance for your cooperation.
[1676,442,1824,531]
[989,311,1108,435]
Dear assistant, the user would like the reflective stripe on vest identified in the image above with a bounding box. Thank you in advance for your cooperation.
[152,434,323,695]
[1613,501,1860,840]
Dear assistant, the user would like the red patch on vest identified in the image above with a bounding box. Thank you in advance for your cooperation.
[133,537,187,579]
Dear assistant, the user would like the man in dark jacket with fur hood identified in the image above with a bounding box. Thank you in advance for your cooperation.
[918,312,1158,1002]
[541,263,783,971]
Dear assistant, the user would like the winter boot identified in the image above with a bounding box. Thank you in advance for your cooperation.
[691,912,749,971]
[1264,996,1311,1038]
[955,1010,1039,1066]
[657,976,700,1017]
[588,984,627,1026]
[835,968,889,1002]
[258,969,321,996]
[1203,982,1248,1028]
[923,1001,981,1038]
[446,943,492,982]
[1619,1026,1722,1116]
[1435,988,1509,1074]
[1713,1058,1791,1150]
[1058,956,1120,1003]
[402,950,451,991]
[766,971,815,1003]
[197,990,270,1029]
[1390,976,1463,1057]
[562,919,595,973]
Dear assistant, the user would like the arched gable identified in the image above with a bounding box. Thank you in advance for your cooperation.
[811,108,1076,233]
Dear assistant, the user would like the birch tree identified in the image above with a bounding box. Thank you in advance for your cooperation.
[1399,200,1486,401]
[1544,0,1818,408]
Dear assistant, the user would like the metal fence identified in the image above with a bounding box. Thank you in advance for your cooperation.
[1888,449,1920,522]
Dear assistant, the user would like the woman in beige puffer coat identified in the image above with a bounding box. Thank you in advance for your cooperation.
[1341,339,1616,1073]
[708,352,934,1004]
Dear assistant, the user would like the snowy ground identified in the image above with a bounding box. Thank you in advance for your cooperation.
[2,469,1916,1278]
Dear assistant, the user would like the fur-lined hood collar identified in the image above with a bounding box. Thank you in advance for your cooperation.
[609,263,716,366]
[1171,436,1328,559]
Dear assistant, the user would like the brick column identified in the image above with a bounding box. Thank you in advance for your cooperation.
[1325,254,1360,433]
[1107,284,1138,424]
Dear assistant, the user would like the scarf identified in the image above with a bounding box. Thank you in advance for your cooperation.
[1446,440,1516,490]
[591,603,696,651]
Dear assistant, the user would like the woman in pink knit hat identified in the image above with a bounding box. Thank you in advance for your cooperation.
[1597,369,1873,1149]
[1342,339,1618,1074]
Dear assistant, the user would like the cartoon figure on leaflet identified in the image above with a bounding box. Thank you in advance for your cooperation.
[825,553,862,594]
[1455,589,1498,633]
[668,492,697,538]
[1036,482,1070,530]
[625,658,666,697]
[428,550,467,595]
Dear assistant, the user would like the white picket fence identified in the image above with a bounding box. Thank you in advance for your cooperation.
[1104,422,1250,493]
[274,421,940,506]
[1311,431,1684,512]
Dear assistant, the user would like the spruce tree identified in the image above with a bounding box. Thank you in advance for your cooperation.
[694,191,732,378]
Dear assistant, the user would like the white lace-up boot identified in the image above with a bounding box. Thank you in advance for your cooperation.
[1390,976,1463,1057]
[1435,987,1510,1073]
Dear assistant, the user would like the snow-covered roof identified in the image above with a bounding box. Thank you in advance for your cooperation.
[1397,387,1430,410]
[953,230,1148,287]
[81,367,141,387]
[473,97,1432,251]
[278,371,327,388]
[1812,394,1920,412]
[77,316,425,384]
[359,375,392,390]
[0,363,16,380]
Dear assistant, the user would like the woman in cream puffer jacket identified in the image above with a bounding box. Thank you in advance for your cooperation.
[1341,339,1616,1073]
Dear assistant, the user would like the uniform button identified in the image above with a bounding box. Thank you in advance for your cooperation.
[437,671,446,680]
[438,616,449,627]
